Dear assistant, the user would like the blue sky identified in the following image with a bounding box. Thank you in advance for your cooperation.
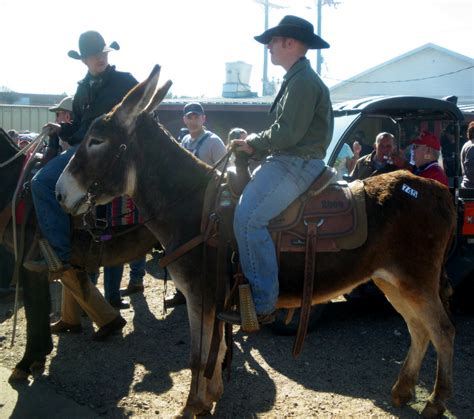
[0,0,472,97]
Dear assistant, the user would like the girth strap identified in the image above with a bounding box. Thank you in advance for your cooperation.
[292,220,320,357]
[159,216,217,269]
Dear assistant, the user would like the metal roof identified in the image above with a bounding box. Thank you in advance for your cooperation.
[333,95,464,121]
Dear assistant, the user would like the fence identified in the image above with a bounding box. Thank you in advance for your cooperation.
[0,105,54,134]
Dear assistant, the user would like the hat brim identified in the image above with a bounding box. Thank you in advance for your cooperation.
[184,111,204,116]
[254,25,329,49]
[68,41,120,60]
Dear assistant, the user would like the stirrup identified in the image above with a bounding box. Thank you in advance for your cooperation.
[238,283,260,333]
[38,239,63,272]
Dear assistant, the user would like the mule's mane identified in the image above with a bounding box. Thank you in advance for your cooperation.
[135,113,213,191]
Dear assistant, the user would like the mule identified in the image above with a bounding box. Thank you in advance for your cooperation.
[0,128,157,379]
[56,66,456,418]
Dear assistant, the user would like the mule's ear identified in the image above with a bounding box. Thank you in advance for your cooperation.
[114,65,162,128]
[144,80,173,114]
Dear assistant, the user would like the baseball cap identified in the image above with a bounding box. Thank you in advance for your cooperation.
[49,96,73,113]
[412,131,441,151]
[183,102,204,116]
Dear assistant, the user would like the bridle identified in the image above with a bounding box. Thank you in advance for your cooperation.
[81,133,233,239]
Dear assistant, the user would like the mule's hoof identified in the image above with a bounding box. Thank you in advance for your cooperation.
[391,383,414,407]
[421,399,446,418]
[8,368,29,383]
[30,361,46,377]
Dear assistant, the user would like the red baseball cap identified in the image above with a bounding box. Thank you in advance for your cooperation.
[412,131,441,151]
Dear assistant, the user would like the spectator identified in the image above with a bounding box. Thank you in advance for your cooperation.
[440,124,457,177]
[351,130,372,156]
[25,30,138,340]
[180,102,227,166]
[227,127,248,144]
[103,196,146,307]
[460,121,474,188]
[43,96,74,162]
[412,131,449,187]
[350,132,397,180]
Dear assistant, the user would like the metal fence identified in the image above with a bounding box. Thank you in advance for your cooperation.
[0,105,54,134]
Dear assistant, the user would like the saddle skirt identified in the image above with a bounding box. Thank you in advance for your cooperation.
[269,179,367,253]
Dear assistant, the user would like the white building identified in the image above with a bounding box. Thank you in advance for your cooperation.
[329,44,474,105]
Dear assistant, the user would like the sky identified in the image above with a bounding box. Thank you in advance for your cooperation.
[0,0,472,98]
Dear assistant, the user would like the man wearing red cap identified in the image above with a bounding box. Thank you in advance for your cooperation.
[412,131,449,186]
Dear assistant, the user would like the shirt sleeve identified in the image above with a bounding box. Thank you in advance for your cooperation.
[248,77,320,151]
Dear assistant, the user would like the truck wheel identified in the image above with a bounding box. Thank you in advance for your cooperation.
[268,304,327,336]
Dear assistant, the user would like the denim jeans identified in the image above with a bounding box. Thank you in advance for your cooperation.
[234,155,325,315]
[31,147,77,262]
[103,258,146,302]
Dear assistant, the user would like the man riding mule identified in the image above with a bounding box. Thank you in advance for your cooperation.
[217,15,333,326]
[25,30,137,274]
[56,58,457,417]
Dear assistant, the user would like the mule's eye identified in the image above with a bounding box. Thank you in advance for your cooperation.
[89,138,103,146]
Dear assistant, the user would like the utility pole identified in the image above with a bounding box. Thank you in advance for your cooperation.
[316,0,322,75]
[255,0,286,96]
[308,0,340,75]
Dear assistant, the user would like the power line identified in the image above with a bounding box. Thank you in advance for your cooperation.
[325,65,474,84]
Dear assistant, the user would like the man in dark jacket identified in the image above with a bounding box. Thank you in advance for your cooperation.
[24,31,137,339]
[26,31,137,272]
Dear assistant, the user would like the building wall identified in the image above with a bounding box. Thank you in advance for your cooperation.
[330,48,474,104]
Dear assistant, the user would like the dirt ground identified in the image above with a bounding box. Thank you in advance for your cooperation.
[1,253,473,418]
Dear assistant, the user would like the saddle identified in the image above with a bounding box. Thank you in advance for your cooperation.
[225,166,368,255]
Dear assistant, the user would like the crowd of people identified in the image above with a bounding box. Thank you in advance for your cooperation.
[2,16,473,338]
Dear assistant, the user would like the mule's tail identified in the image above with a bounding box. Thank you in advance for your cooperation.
[439,225,456,323]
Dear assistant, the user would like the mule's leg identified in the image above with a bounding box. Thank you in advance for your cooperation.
[374,277,455,417]
[411,295,454,418]
[374,279,430,405]
[181,298,225,417]
[11,270,52,381]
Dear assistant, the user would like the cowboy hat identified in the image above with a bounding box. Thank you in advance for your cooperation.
[254,15,329,49]
[68,31,119,60]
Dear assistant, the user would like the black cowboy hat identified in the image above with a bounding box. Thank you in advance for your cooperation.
[68,31,120,60]
[254,15,329,49]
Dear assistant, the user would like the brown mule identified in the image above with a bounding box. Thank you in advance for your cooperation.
[56,65,456,418]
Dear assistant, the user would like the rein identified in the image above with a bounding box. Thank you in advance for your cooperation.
[0,132,47,168]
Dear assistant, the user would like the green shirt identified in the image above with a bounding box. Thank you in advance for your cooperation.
[248,57,334,159]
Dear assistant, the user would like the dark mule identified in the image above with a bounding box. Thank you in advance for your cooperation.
[0,128,157,380]
[56,66,456,418]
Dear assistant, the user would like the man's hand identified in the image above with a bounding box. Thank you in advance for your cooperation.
[352,140,362,156]
[42,123,61,136]
[231,139,255,155]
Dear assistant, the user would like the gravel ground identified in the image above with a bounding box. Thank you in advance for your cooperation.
[1,253,473,418]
